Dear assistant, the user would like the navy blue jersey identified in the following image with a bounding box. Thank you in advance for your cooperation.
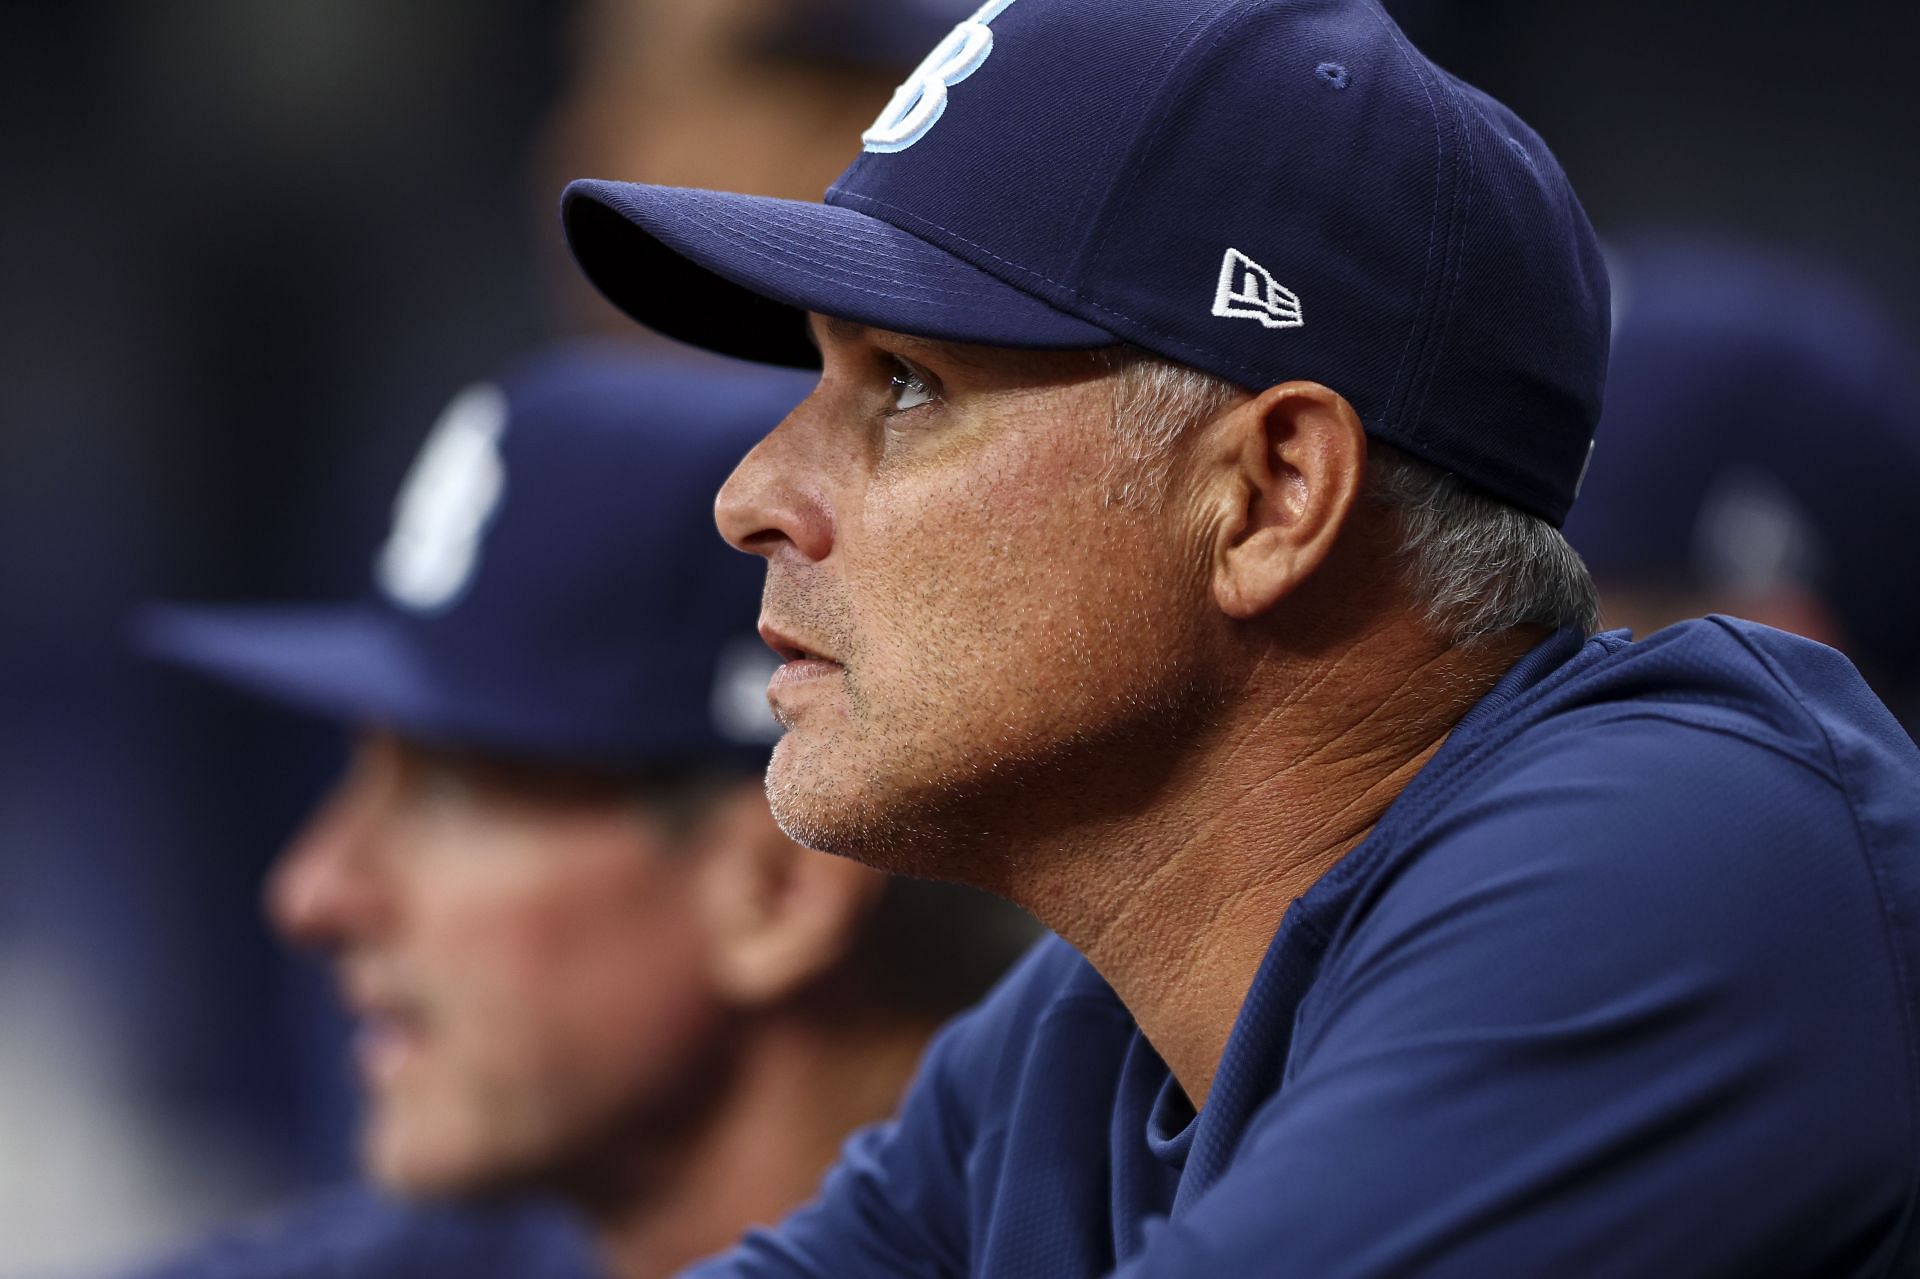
[121,1185,602,1279]
[689,619,1920,1278]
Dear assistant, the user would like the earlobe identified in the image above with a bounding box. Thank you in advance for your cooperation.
[1208,382,1367,621]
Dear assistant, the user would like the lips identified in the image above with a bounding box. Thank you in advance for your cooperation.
[354,1011,425,1086]
[342,973,429,1086]
[759,622,845,710]
[758,621,839,666]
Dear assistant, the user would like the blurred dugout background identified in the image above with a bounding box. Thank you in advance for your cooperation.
[1,0,1916,1272]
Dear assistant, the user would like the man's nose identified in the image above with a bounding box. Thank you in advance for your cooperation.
[264,776,392,952]
[716,411,835,564]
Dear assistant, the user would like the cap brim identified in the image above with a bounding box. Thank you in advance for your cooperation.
[138,604,441,734]
[561,180,1117,365]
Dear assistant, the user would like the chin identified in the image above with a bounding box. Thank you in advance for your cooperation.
[766,769,912,871]
[362,1110,542,1201]
[766,657,1223,890]
[764,731,1037,890]
[365,1133,472,1198]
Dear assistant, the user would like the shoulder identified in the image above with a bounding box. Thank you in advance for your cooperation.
[1369,618,1920,911]
[1337,619,1920,986]
[1339,694,1877,984]
[119,1187,600,1279]
[1297,620,1920,1199]
[1263,626,1920,1269]
[1521,616,1914,775]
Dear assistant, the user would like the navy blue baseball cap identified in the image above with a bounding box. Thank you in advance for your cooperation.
[562,0,1609,526]
[141,343,815,770]
[1565,236,1920,685]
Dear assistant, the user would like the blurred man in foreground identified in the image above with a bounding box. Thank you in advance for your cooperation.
[132,343,1035,1279]
[1567,236,1920,731]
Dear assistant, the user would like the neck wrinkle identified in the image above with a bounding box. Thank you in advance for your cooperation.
[1015,625,1537,1111]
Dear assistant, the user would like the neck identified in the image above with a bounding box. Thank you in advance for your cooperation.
[1012,618,1538,1110]
[579,1014,933,1279]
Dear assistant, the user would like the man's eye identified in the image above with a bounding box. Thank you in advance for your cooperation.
[889,368,936,412]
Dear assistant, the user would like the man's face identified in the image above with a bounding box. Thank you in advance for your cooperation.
[268,734,727,1195]
[717,320,1227,881]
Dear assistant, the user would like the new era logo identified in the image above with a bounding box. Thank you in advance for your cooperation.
[1212,248,1303,330]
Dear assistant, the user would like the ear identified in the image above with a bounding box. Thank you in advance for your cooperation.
[691,782,887,1007]
[1198,381,1368,621]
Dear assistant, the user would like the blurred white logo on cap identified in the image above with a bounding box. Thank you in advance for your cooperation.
[376,383,509,613]
[1213,248,1304,330]
[711,638,784,744]
[863,0,1018,154]
[1693,466,1826,595]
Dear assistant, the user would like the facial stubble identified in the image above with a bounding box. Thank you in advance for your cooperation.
[763,515,1225,895]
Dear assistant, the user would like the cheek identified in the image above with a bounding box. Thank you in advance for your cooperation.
[363,827,732,1190]
[411,841,719,1087]
[851,437,1201,723]
[869,433,1071,626]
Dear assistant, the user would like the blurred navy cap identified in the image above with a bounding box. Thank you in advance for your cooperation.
[1566,236,1920,681]
[564,0,1608,526]
[141,342,813,771]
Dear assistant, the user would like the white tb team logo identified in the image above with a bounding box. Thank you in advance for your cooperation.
[376,383,509,613]
[863,0,1018,154]
[1213,248,1304,330]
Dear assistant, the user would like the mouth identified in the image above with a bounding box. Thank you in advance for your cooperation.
[758,622,838,666]
[354,1011,426,1087]
[343,979,429,1087]
[759,622,846,699]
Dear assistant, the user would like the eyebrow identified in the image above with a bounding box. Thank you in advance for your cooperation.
[804,313,997,373]
[804,314,867,353]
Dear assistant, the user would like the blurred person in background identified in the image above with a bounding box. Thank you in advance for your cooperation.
[536,0,979,328]
[127,342,1037,1279]
[1565,237,1920,733]
[0,7,1001,1270]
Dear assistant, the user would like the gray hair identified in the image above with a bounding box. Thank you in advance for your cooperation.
[1098,350,1600,644]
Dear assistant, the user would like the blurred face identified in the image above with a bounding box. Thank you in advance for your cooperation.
[268,734,726,1196]
[715,320,1225,881]
[537,0,899,330]
[548,0,895,200]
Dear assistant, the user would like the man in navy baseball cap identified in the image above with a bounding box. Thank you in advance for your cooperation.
[565,0,1608,524]
[145,346,805,771]
[132,343,1037,1279]
[1566,236,1920,733]
[560,2,1920,1276]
